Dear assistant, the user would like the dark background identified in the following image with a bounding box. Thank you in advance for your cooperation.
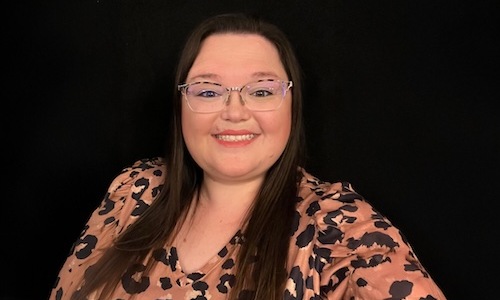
[5,0,498,299]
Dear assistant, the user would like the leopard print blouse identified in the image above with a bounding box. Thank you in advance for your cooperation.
[50,157,446,299]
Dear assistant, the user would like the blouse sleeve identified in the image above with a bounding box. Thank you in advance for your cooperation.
[295,172,446,299]
[49,157,166,300]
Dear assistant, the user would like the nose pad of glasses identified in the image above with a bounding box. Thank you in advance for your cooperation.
[225,90,246,107]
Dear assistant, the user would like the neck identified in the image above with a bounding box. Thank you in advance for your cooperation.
[199,173,264,212]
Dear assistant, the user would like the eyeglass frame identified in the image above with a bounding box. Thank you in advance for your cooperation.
[177,79,293,113]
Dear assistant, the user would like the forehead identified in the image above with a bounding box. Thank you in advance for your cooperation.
[187,33,287,81]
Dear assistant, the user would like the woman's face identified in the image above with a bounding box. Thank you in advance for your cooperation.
[181,33,292,184]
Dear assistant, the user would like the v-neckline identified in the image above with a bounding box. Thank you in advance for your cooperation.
[168,230,245,285]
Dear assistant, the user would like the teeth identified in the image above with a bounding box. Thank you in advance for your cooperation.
[216,134,255,141]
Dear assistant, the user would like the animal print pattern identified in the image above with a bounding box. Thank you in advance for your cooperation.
[50,157,446,299]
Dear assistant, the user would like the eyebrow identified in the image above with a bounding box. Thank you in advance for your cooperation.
[186,71,281,83]
[186,73,219,82]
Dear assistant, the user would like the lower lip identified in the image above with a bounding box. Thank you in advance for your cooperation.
[213,135,257,147]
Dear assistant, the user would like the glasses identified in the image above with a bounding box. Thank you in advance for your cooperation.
[178,79,293,113]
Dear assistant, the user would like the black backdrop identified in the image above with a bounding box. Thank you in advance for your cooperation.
[5,0,499,299]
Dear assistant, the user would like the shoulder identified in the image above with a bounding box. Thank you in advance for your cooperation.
[297,168,372,219]
[290,169,446,298]
[107,157,167,200]
[109,156,167,207]
[114,157,166,186]
[48,158,168,298]
[295,168,398,252]
[86,157,167,234]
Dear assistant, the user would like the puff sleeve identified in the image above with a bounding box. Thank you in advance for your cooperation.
[288,170,446,299]
[49,158,166,300]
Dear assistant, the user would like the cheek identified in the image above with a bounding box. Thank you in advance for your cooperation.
[277,101,292,134]
[181,106,215,144]
[181,107,191,138]
[181,106,202,143]
[260,108,292,142]
[279,115,292,142]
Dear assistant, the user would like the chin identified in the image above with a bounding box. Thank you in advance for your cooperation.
[212,166,266,181]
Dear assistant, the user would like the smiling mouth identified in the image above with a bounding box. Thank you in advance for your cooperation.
[214,134,256,141]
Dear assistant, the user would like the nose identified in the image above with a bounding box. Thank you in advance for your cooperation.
[220,90,250,121]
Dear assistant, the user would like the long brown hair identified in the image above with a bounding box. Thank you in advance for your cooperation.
[73,13,306,300]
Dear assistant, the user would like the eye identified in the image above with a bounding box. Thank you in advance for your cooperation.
[247,81,279,98]
[197,89,221,98]
[251,89,274,97]
[189,83,224,100]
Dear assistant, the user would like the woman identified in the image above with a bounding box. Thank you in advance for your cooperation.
[50,13,446,300]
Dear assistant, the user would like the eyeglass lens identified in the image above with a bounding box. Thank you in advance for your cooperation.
[184,80,289,113]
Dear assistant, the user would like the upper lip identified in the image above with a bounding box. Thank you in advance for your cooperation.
[214,129,257,135]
